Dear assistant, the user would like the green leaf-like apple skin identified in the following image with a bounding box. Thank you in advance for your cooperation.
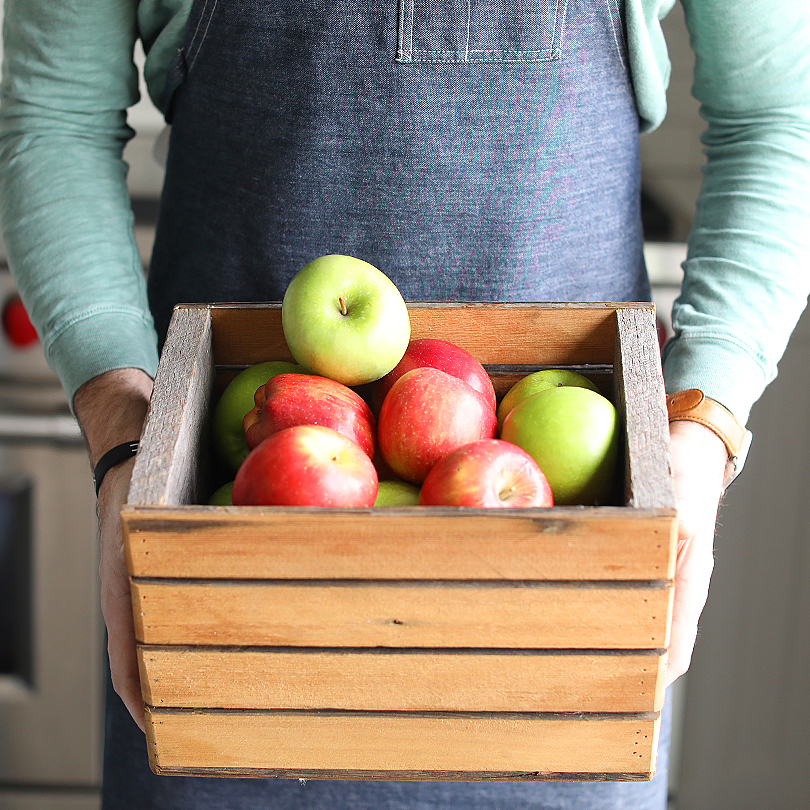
[208,481,234,506]
[496,369,600,431]
[373,479,421,507]
[500,386,619,506]
[281,254,411,386]
[212,360,303,472]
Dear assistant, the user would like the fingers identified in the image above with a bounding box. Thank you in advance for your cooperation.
[97,457,146,732]
[101,564,146,732]
[666,420,727,686]
[665,523,715,685]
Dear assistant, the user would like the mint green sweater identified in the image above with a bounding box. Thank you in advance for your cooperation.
[1,0,809,424]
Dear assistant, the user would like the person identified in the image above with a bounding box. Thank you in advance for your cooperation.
[1,0,808,808]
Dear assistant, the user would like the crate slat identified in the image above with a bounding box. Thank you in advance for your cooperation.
[124,507,676,581]
[208,302,632,368]
[143,708,661,779]
[138,647,667,713]
[131,580,672,649]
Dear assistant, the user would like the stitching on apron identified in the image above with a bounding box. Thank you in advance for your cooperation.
[464,0,472,63]
[401,0,569,64]
[551,0,568,55]
[188,0,220,70]
[605,0,627,70]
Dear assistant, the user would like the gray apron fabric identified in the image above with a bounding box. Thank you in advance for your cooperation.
[107,1,668,807]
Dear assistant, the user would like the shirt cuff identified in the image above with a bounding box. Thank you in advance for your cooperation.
[44,307,160,409]
[661,333,770,426]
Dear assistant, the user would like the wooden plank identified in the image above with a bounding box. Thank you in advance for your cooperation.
[614,307,675,510]
[206,302,635,367]
[143,708,661,778]
[138,647,667,713]
[131,580,673,648]
[128,306,214,506]
[123,506,677,581]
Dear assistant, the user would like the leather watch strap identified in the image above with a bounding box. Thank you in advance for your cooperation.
[666,389,747,460]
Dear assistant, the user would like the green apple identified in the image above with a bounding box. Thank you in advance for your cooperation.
[212,360,303,472]
[497,369,600,431]
[208,481,234,506]
[282,254,411,386]
[500,386,619,505]
[374,479,421,507]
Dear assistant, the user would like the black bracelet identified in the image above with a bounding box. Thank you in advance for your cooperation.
[93,441,140,497]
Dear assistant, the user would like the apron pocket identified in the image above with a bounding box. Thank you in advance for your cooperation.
[396,0,567,63]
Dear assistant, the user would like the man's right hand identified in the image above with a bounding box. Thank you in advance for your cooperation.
[73,368,154,732]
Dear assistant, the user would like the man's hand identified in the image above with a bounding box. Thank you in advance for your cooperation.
[74,368,154,732]
[666,418,732,686]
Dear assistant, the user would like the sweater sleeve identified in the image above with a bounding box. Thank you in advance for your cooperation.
[0,0,160,406]
[660,0,810,424]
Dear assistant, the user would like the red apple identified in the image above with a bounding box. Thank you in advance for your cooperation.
[232,424,378,507]
[243,373,376,458]
[377,367,497,484]
[371,338,496,414]
[419,439,554,508]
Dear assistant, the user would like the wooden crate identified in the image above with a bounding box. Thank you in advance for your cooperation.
[122,302,676,781]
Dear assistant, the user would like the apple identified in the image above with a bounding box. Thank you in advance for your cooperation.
[212,360,303,472]
[378,367,498,484]
[208,481,234,505]
[496,368,600,431]
[281,254,411,386]
[500,386,619,505]
[372,338,496,414]
[419,439,553,509]
[373,479,421,507]
[243,373,376,458]
[232,424,378,507]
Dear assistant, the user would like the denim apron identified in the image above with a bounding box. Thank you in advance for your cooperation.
[145,0,651,341]
[104,1,669,808]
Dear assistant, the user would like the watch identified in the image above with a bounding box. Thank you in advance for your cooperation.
[666,389,752,486]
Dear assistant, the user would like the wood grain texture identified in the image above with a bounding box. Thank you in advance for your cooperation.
[206,302,637,367]
[128,306,214,506]
[143,708,661,778]
[123,506,677,581]
[614,307,675,510]
[131,580,673,648]
[138,647,667,713]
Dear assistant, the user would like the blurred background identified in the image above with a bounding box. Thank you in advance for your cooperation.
[0,4,808,808]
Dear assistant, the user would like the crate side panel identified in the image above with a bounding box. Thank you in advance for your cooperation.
[123,508,675,581]
[131,581,672,649]
[614,307,675,511]
[206,303,627,367]
[128,307,215,507]
[144,709,660,778]
[138,647,666,713]
[210,304,294,366]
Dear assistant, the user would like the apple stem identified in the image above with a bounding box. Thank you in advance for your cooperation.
[339,296,349,317]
